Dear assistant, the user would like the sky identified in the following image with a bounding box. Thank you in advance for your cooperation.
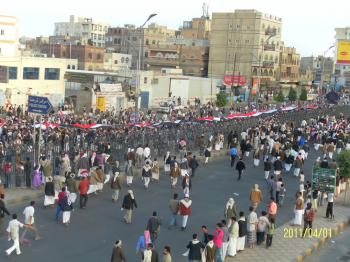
[1,0,349,56]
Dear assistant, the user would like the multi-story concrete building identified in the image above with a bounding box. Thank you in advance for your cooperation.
[105,23,176,69]
[54,15,110,47]
[278,46,300,83]
[209,10,282,91]
[0,56,77,107]
[41,44,104,71]
[103,52,131,71]
[300,56,334,83]
[0,14,19,56]
[180,16,211,40]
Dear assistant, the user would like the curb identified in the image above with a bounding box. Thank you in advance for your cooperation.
[295,216,350,261]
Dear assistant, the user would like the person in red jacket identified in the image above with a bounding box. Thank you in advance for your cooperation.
[179,194,192,231]
[79,176,90,209]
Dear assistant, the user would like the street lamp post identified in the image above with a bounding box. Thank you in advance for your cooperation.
[319,45,335,94]
[134,13,157,122]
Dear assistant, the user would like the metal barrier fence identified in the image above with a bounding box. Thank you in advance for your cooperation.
[1,105,350,188]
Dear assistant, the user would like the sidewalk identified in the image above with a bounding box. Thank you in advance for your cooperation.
[3,149,228,206]
[226,194,350,262]
[4,187,44,206]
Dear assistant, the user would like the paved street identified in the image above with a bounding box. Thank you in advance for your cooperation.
[1,150,321,261]
[305,227,350,262]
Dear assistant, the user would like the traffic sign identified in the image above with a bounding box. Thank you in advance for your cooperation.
[28,95,53,114]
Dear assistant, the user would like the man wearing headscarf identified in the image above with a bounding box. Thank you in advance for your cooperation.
[142,160,152,189]
[66,172,78,204]
[110,170,122,202]
[122,190,137,224]
[125,149,135,187]
[224,198,237,223]
[111,240,126,262]
[179,194,192,231]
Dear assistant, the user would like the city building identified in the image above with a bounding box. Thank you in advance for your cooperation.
[334,27,350,88]
[41,44,104,71]
[180,16,211,40]
[105,23,176,69]
[0,56,77,107]
[209,10,282,93]
[103,52,132,71]
[300,56,334,84]
[278,46,300,88]
[0,14,19,56]
[54,15,110,47]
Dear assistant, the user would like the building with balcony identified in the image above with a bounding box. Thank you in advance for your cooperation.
[209,10,282,89]
[54,15,110,47]
[41,44,104,71]
[0,14,19,57]
[278,47,300,82]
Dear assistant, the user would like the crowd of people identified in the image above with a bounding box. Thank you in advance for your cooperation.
[0,99,349,261]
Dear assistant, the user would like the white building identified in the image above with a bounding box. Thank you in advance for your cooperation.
[150,75,219,107]
[54,15,110,47]
[0,56,77,107]
[104,52,132,71]
[0,14,19,56]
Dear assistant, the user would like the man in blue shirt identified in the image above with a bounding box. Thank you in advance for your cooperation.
[230,147,238,167]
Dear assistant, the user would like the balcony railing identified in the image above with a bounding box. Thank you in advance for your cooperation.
[264,44,276,51]
[263,61,275,68]
[265,28,277,36]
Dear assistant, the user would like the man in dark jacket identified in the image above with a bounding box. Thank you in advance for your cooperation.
[264,158,272,180]
[111,240,126,262]
[0,194,10,233]
[24,157,31,188]
[235,158,246,180]
[122,190,137,224]
[188,155,199,178]
[186,234,205,261]
[273,156,283,176]
[146,211,162,244]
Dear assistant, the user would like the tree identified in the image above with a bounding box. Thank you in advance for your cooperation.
[274,90,285,103]
[299,87,308,101]
[288,87,297,102]
[337,151,350,179]
[216,92,227,107]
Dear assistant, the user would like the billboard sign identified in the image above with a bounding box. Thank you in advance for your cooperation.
[337,41,350,64]
[224,75,247,86]
[96,96,106,112]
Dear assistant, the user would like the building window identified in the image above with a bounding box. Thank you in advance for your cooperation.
[144,77,147,84]
[114,60,118,64]
[121,57,125,63]
[236,24,240,29]
[245,39,249,44]
[97,53,101,60]
[152,40,156,44]
[0,29,4,35]
[45,68,60,80]
[125,57,129,63]
[23,67,39,80]
[145,52,148,58]
[132,37,137,41]
[72,65,76,70]
[88,53,92,59]
[8,67,17,80]
[146,39,149,45]
[67,65,71,69]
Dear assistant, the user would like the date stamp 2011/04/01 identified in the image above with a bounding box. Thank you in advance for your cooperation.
[283,227,332,238]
